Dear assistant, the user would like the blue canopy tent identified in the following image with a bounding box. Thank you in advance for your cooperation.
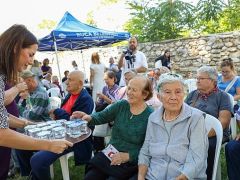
[38,11,130,79]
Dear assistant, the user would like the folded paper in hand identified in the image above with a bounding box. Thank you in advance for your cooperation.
[102,144,119,161]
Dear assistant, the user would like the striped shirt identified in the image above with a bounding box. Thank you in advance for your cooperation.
[19,85,51,122]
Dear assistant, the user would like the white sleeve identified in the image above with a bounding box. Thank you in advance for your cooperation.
[141,52,148,68]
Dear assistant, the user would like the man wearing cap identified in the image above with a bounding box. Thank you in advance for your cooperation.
[18,70,51,122]
[16,70,51,177]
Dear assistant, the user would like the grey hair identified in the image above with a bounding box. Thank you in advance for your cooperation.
[158,66,170,74]
[197,66,218,81]
[157,73,185,93]
[124,69,137,76]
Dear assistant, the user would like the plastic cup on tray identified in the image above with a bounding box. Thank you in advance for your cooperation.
[36,131,51,139]
[52,126,66,139]
[28,128,41,138]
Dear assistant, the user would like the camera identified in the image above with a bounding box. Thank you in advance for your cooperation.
[123,49,136,68]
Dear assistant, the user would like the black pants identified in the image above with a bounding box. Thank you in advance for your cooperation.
[93,137,105,152]
[207,136,216,180]
[84,152,137,180]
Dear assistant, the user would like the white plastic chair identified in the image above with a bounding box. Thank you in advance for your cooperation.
[216,94,238,180]
[49,97,62,110]
[50,165,54,179]
[184,78,197,93]
[49,152,74,180]
[59,152,74,180]
[47,87,61,98]
[59,151,95,180]
[205,114,223,180]
[227,93,237,139]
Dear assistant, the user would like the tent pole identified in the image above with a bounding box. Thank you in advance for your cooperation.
[53,40,62,81]
[81,50,86,74]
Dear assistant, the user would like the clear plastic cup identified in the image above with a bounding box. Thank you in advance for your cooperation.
[28,128,41,138]
[73,119,88,134]
[69,123,82,138]
[36,131,51,139]
[36,123,48,128]
[46,121,57,125]
[80,122,88,134]
[41,126,53,132]
[52,126,66,139]
[24,125,37,135]
[56,119,67,125]
[64,121,75,135]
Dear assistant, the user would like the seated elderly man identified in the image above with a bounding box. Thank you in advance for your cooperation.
[29,70,94,180]
[185,66,232,180]
[138,73,208,180]
[18,70,51,122]
[16,70,51,176]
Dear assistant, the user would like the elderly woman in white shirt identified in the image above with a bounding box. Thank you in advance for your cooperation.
[138,73,208,180]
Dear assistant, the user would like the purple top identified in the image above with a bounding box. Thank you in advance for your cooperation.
[98,84,119,105]
[41,65,51,75]
[5,84,19,117]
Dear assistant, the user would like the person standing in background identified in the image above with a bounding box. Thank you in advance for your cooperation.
[72,60,79,70]
[41,58,52,76]
[118,36,148,87]
[30,60,43,85]
[155,49,171,70]
[108,57,119,73]
[62,70,69,83]
[90,52,106,102]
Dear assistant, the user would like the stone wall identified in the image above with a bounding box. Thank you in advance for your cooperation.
[137,31,240,76]
[45,31,240,79]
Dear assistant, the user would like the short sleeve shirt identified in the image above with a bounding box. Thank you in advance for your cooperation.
[218,75,240,96]
[185,89,232,119]
[122,50,148,71]
[0,74,9,128]
[185,89,232,138]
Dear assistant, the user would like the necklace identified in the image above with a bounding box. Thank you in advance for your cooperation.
[129,104,147,119]
[163,111,180,122]
[130,114,134,119]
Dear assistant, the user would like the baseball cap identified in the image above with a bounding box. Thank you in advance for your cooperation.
[20,70,35,79]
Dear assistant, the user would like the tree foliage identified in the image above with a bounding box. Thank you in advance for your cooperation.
[86,11,97,27]
[124,0,240,42]
[38,19,57,30]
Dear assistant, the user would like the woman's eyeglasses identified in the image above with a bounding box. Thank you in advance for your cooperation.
[166,73,180,77]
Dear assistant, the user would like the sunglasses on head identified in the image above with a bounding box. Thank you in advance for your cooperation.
[166,73,180,78]
[222,58,232,62]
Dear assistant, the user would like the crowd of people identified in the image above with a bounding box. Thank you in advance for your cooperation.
[0,24,240,180]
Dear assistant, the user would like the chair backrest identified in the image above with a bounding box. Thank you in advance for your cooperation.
[49,97,62,110]
[47,87,61,97]
[227,93,235,109]
[205,114,223,180]
[227,93,237,139]
[184,78,197,93]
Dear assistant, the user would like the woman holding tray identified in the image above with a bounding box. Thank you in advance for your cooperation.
[71,75,154,180]
[0,24,72,177]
